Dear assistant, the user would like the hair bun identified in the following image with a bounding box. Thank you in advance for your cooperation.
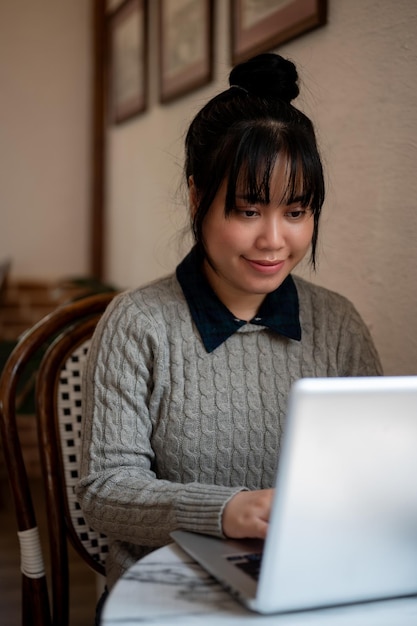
[229,53,299,103]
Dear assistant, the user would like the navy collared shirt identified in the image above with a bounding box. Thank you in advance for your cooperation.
[176,247,301,353]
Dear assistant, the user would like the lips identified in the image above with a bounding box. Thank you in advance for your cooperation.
[244,258,286,274]
[249,259,282,266]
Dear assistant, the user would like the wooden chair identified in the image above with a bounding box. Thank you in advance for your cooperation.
[0,291,117,626]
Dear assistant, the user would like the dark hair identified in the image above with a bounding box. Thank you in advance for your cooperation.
[184,53,325,268]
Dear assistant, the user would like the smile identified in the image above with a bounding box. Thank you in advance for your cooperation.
[244,258,286,274]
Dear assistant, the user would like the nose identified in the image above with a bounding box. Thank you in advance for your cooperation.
[255,215,286,250]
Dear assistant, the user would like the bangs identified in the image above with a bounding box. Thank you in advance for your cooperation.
[224,123,324,215]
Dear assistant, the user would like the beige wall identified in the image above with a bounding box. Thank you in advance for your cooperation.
[0,0,91,279]
[105,0,417,376]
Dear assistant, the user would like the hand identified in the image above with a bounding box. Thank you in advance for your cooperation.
[222,489,274,540]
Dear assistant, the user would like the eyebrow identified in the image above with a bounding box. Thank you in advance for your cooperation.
[235,193,310,206]
[285,194,309,205]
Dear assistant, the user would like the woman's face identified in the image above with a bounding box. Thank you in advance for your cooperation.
[195,158,314,320]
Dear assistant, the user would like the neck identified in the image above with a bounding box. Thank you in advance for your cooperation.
[203,260,265,321]
[227,299,263,322]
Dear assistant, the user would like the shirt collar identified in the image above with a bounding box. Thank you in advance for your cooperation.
[176,247,301,353]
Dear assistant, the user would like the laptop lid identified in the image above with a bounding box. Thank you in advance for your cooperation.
[172,376,417,614]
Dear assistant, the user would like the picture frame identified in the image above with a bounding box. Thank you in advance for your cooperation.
[231,0,327,64]
[107,0,148,124]
[159,0,214,103]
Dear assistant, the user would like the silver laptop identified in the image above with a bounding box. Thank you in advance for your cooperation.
[171,376,417,614]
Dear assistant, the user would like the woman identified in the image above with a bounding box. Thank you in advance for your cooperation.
[76,53,382,593]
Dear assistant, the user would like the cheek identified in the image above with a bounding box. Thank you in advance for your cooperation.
[292,221,314,253]
[203,217,246,250]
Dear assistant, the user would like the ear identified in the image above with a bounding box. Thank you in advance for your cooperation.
[188,175,198,218]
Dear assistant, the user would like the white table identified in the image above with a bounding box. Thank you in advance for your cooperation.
[101,543,417,625]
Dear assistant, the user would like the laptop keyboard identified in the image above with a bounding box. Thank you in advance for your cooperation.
[226,552,263,581]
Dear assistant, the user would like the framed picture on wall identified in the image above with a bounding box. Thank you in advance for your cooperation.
[231,0,327,64]
[108,0,148,124]
[159,0,214,103]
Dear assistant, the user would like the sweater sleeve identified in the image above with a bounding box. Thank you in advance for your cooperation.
[75,292,243,549]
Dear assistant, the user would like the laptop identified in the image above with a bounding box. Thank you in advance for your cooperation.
[171,376,417,614]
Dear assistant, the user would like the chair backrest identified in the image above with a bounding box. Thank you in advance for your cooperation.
[0,291,117,626]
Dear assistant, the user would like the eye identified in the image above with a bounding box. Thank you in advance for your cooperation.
[285,208,309,220]
[234,206,260,218]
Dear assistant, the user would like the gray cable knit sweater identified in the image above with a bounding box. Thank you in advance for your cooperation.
[76,273,382,589]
